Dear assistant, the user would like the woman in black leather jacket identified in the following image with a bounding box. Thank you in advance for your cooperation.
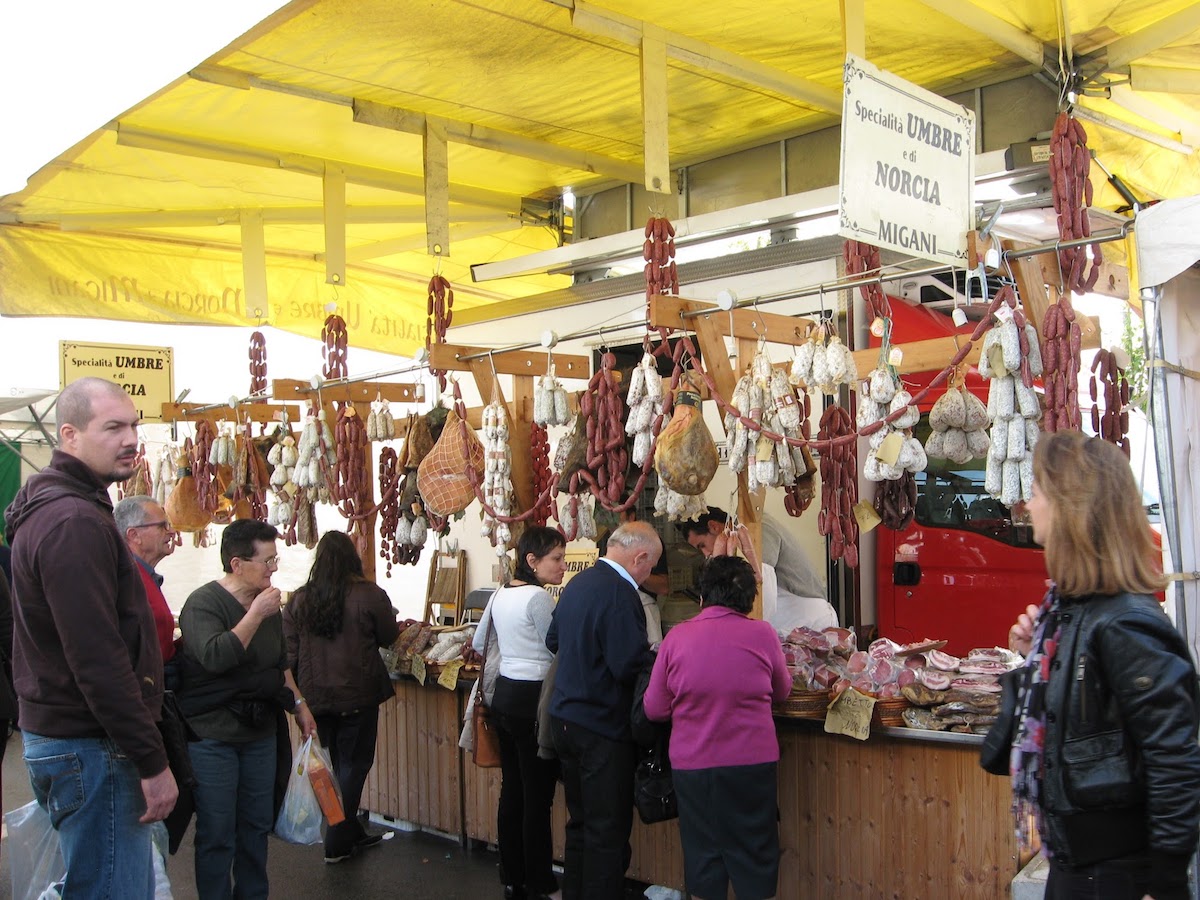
[1000,431,1200,900]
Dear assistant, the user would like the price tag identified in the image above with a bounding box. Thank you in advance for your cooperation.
[824,688,876,741]
[437,658,464,690]
[870,317,886,338]
[887,346,904,367]
[987,342,1008,378]
[755,435,775,462]
[875,431,905,466]
[951,307,968,328]
[994,305,1014,324]
[853,501,881,534]
[411,654,426,685]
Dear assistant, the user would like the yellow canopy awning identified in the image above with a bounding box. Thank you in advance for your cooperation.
[4,0,1200,354]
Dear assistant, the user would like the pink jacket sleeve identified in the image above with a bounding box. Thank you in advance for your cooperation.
[765,625,792,702]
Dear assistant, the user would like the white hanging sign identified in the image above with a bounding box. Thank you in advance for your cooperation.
[838,54,975,265]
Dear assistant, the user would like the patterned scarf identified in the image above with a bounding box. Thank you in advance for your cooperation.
[1010,585,1062,855]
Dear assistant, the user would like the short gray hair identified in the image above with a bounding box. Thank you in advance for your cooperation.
[606,521,662,553]
[113,495,156,535]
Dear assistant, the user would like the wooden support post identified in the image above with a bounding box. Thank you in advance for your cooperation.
[1002,239,1054,344]
[640,32,670,194]
[465,360,535,514]
[737,336,765,622]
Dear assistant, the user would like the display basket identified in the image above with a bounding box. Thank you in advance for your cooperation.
[871,697,910,728]
[773,689,831,719]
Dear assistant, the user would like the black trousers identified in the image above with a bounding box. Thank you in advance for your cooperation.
[315,707,380,856]
[1045,853,1154,900]
[550,716,636,900]
[493,678,560,896]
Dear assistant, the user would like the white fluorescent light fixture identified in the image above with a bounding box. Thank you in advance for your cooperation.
[473,150,1013,283]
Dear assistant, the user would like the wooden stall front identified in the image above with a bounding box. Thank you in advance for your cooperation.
[361,678,1025,897]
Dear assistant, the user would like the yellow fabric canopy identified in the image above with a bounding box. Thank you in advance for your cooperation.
[3,0,1200,354]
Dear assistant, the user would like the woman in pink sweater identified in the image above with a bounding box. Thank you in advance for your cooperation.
[643,555,791,900]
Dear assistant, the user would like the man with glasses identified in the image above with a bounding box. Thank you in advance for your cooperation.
[114,496,178,669]
[177,518,315,899]
[4,377,177,899]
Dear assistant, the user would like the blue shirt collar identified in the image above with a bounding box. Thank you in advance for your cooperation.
[133,555,164,587]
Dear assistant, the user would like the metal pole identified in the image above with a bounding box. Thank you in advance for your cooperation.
[458,224,1135,360]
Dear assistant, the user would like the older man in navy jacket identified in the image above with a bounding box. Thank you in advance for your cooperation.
[546,521,661,900]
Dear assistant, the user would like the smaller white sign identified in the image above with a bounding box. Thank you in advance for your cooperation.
[839,55,975,265]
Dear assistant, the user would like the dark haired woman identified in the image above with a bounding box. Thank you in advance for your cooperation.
[283,530,400,864]
[994,432,1200,900]
[643,555,791,900]
[470,526,567,900]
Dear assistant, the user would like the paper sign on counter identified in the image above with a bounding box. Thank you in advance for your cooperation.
[824,688,876,741]
[437,659,464,690]
[411,654,426,685]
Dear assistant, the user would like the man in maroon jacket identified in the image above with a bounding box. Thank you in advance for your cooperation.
[4,377,177,899]
[114,495,179,665]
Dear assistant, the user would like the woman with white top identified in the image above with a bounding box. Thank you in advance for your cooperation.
[473,526,567,900]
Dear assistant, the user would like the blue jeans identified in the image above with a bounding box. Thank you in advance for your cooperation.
[22,731,155,900]
[189,735,276,900]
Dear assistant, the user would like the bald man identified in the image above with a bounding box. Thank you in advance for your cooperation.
[5,377,176,899]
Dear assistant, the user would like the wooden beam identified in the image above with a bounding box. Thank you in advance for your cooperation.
[640,33,670,194]
[1004,241,1052,345]
[648,295,815,345]
[909,0,1045,67]
[840,0,865,59]
[352,98,643,183]
[465,363,535,514]
[1102,3,1200,71]
[160,401,300,425]
[850,316,1101,376]
[569,0,842,113]
[270,379,420,405]
[114,123,521,213]
[323,165,346,286]
[423,119,450,257]
[428,343,590,379]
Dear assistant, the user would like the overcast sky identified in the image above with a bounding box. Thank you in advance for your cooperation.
[0,1,286,196]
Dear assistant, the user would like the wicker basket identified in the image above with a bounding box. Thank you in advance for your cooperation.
[872,697,910,728]
[774,689,831,719]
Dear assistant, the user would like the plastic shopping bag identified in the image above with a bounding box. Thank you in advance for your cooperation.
[305,739,345,826]
[4,800,65,900]
[273,736,324,845]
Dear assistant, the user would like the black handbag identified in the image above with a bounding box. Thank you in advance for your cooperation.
[980,667,1026,776]
[633,744,677,824]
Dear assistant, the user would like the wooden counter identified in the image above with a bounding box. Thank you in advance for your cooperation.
[362,679,1024,897]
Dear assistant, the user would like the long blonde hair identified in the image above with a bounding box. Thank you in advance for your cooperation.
[1033,431,1166,597]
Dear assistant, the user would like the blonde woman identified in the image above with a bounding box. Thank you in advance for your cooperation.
[996,432,1200,900]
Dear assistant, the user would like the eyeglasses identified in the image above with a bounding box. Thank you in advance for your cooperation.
[240,555,280,568]
[133,521,175,534]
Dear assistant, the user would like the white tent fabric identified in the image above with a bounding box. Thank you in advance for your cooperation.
[1136,197,1200,290]
[0,388,55,418]
[1150,268,1200,662]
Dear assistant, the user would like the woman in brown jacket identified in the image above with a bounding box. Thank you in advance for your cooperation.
[283,531,400,863]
